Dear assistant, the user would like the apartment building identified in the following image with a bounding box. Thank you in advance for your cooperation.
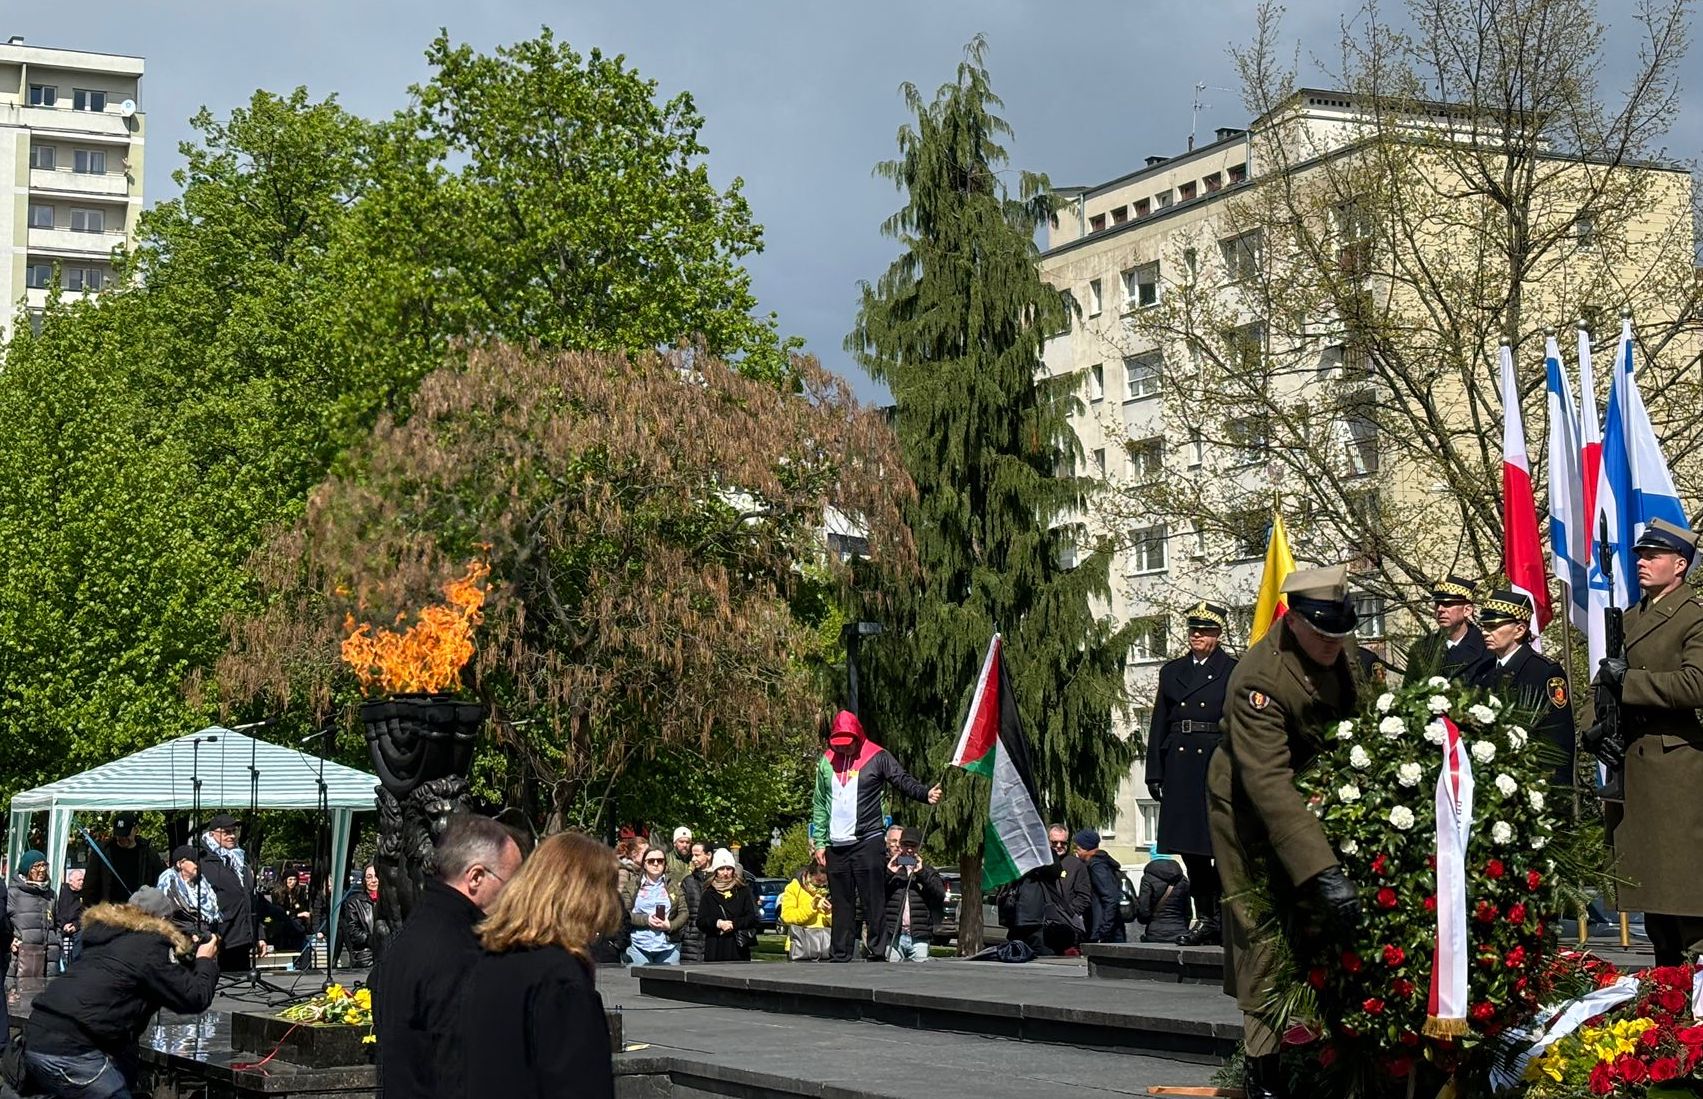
[0,36,144,337]
[1038,90,1696,864]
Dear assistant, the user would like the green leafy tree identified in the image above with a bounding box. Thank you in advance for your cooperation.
[847,38,1135,952]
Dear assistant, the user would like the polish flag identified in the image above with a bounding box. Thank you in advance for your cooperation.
[1578,325,1603,564]
[1501,344,1552,632]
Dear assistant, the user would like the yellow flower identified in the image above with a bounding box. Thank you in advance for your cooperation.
[354,988,372,1010]
[326,984,348,1002]
[361,1034,377,1045]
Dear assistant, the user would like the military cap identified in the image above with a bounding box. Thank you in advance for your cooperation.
[1431,575,1477,605]
[1632,518,1698,563]
[1281,564,1359,637]
[1477,588,1534,627]
[1186,601,1230,633]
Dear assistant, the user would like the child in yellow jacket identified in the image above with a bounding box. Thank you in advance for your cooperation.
[779,862,832,960]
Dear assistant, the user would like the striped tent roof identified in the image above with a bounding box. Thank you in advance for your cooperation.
[10,727,379,812]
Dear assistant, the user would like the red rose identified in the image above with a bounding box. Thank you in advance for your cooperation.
[1614,1054,1649,1084]
[1318,1044,1338,1068]
[1515,977,1529,992]
[1386,1055,1412,1078]
[1506,902,1528,925]
[1595,967,1622,990]
[1640,1027,1663,1050]
[1363,997,1385,1015]
[1485,858,1506,879]
[1376,887,1398,909]
[1474,900,1498,923]
[1588,1063,1615,1095]
[1505,946,1526,968]
[1650,1057,1683,1082]
[1399,1030,1419,1047]
[1341,950,1364,974]
[1478,951,1498,969]
[1392,978,1415,998]
[1470,1002,1495,1022]
[1426,854,1437,869]
[1308,967,1328,990]
[1655,965,1690,989]
[1526,869,1542,891]
[1340,1025,1359,1038]
[1424,895,1437,913]
[1371,853,1389,876]
[1658,987,1687,1013]
[1383,944,1405,967]
[1676,1025,1703,1048]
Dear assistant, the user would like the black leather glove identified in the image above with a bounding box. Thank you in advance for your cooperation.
[1309,865,1361,935]
[1598,657,1628,695]
[1147,783,1164,801]
[1581,722,1626,769]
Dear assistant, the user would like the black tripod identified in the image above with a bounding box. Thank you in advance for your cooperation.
[226,725,292,1002]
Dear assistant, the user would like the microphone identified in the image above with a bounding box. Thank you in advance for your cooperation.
[230,718,277,731]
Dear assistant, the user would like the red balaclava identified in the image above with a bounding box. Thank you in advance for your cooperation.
[827,710,867,754]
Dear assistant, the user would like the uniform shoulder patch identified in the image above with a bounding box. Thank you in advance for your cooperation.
[1248,690,1270,711]
[1547,676,1568,708]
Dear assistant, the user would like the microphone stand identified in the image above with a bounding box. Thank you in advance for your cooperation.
[230,725,292,1002]
[188,734,219,946]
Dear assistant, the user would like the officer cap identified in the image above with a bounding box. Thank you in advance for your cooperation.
[1632,519,1698,564]
[1431,575,1477,605]
[1478,589,1534,627]
[1281,564,1359,637]
[1185,601,1230,633]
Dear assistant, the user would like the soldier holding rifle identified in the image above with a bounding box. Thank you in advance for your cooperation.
[1587,518,1703,966]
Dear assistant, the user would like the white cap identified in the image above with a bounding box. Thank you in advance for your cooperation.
[673,826,693,842]
[710,848,738,872]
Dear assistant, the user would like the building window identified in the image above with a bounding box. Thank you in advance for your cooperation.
[1354,594,1387,640]
[1348,488,1383,560]
[1123,262,1159,309]
[69,208,105,234]
[1129,615,1168,662]
[1230,604,1256,640]
[1090,213,1107,233]
[1227,507,1270,560]
[1575,212,1596,250]
[1192,526,1208,558]
[72,89,107,112]
[1182,247,1199,282]
[1129,524,1168,575]
[29,84,57,107]
[1225,414,1270,466]
[1228,163,1248,184]
[1179,180,1198,201]
[1089,363,1105,403]
[28,204,54,230]
[66,267,105,292]
[1188,427,1204,467]
[826,532,869,562]
[1091,448,1107,477]
[1155,191,1174,210]
[1343,390,1379,476]
[25,263,55,290]
[74,149,107,175]
[1135,197,1151,217]
[1057,523,1086,571]
[1220,230,1262,282]
[1124,352,1162,400]
[1088,278,1103,316]
[30,145,56,170]
[1224,322,1264,375]
[1127,436,1164,481]
[1203,172,1223,193]
[1112,205,1129,225]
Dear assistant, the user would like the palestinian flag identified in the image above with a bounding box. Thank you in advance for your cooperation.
[949,633,1052,890]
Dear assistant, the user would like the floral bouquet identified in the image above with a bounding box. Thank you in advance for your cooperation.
[1259,673,1591,1095]
[278,982,376,1044]
[1513,957,1703,1097]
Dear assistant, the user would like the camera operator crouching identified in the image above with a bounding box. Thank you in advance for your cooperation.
[14,887,219,1099]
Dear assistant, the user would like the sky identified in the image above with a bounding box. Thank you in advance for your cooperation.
[10,2,1695,404]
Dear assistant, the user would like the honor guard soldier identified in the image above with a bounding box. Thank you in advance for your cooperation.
[1474,590,1575,789]
[1145,601,1236,946]
[1593,519,1703,966]
[1208,565,1362,1099]
[1407,575,1490,683]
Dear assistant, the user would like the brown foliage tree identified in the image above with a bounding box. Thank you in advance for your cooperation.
[217,344,912,829]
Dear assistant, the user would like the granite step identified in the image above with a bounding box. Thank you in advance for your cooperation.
[1083,942,1226,984]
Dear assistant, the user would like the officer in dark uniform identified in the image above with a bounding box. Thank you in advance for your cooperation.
[1207,565,1362,1099]
[1145,601,1235,945]
[1406,575,1489,683]
[1473,589,1575,789]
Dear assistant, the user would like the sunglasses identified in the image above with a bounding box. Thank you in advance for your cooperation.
[644,857,666,865]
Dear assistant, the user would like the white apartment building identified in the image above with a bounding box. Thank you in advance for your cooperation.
[0,35,144,338]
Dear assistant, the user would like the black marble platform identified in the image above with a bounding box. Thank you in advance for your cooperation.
[1082,942,1226,984]
[633,959,1243,1063]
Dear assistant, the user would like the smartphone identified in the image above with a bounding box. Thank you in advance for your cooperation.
[653,904,666,919]
[895,854,920,869]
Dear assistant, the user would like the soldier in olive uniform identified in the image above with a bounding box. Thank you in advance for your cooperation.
[1592,519,1703,966]
[1146,602,1236,945]
[1474,589,1575,789]
[1207,566,1363,1099]
[1406,575,1490,683]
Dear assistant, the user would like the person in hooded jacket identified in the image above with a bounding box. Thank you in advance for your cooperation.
[8,850,63,984]
[1073,831,1128,944]
[1133,855,1194,944]
[23,886,219,1099]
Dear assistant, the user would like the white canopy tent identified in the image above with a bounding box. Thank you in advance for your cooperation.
[7,727,379,964]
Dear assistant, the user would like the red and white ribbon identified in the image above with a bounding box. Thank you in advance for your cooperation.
[1425,715,1476,1037]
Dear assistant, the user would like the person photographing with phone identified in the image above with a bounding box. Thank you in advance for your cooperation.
[619,846,687,966]
[879,828,945,963]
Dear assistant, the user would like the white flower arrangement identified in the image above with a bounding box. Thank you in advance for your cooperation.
[1338,784,1362,803]
[1428,695,1451,714]
[1428,676,1451,690]
[1506,727,1529,750]
[1487,694,1503,711]
[1397,762,1424,787]
[1378,716,1406,739]
[1389,805,1416,830]
[1494,773,1518,798]
[1335,720,1357,741]
[1471,740,1496,764]
[1490,820,1514,845]
[1339,838,1359,856]
[1349,745,1372,770]
[1468,704,1497,725]
[1424,720,1448,745]
[1376,692,1395,714]
[1528,789,1545,812]
[1531,834,1548,850]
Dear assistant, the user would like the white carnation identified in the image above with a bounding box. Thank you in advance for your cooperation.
[1507,727,1529,750]
[1487,694,1504,711]
[1389,806,1416,831]
[1428,695,1451,715]
[1335,720,1356,741]
[1378,716,1406,739]
[1339,839,1359,856]
[1494,773,1518,798]
[1338,784,1362,803]
[1376,692,1395,714]
[1397,762,1424,787]
[1531,835,1548,850]
[1471,740,1496,764]
[1349,745,1372,770]
[1428,676,1450,690]
[1469,704,1497,725]
[1491,820,1514,845]
[1528,789,1545,812]
[1424,720,1448,745]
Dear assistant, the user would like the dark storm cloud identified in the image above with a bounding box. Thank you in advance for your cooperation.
[8,3,1692,401]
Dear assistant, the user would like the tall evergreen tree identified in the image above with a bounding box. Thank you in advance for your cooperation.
[847,37,1135,950]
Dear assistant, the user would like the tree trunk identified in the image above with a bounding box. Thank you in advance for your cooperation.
[957,850,985,955]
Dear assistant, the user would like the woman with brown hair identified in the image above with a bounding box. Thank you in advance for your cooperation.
[459,833,622,1098]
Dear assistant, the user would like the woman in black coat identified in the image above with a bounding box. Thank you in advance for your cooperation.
[460,833,622,1099]
[1133,856,1193,944]
[695,850,757,962]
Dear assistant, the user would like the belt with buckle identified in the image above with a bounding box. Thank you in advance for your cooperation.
[1171,720,1221,735]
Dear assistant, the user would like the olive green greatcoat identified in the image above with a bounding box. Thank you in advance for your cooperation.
[1207,616,1356,1056]
[1609,588,1703,916]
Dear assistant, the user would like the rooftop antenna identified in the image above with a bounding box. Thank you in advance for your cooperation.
[1190,83,1209,151]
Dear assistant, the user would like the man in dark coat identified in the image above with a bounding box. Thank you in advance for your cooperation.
[1072,830,1127,944]
[1146,601,1236,945]
[374,813,523,1098]
[1405,575,1490,683]
[80,814,164,909]
[1049,824,1094,934]
[1208,565,1363,1099]
[195,814,260,972]
[23,887,219,1096]
[879,828,946,961]
[1474,589,1575,789]
[1592,519,1703,966]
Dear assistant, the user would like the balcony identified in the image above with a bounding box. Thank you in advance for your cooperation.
[29,167,130,200]
[2,102,138,144]
[27,225,125,260]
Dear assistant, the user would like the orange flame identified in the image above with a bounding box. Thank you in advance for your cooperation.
[340,560,490,696]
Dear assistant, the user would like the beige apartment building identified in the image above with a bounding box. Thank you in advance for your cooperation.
[0,36,144,338]
[1038,90,1696,865]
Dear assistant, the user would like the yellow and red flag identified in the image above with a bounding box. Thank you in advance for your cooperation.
[1250,510,1296,642]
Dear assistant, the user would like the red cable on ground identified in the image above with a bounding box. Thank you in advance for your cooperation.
[231,1021,303,1072]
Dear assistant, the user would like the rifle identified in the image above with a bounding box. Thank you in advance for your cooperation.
[1582,515,1627,800]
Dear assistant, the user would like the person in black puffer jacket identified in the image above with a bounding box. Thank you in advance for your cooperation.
[8,850,63,984]
[878,828,945,962]
[24,888,219,1098]
[1134,856,1194,944]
